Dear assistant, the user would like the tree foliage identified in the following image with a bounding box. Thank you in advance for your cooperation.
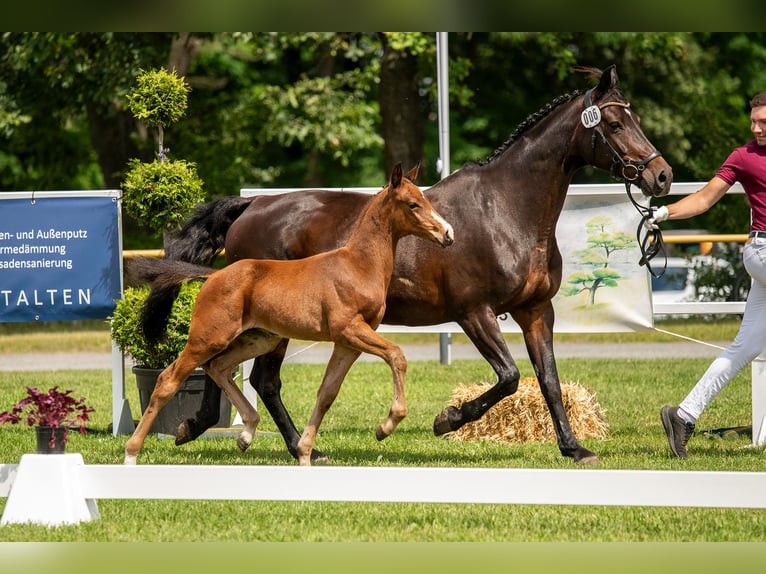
[3,32,766,247]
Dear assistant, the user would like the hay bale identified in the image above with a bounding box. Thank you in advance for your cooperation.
[446,377,608,444]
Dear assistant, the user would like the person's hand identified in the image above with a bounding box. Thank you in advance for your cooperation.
[644,205,669,231]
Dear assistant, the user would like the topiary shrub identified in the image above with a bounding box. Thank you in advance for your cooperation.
[122,157,204,232]
[122,68,203,243]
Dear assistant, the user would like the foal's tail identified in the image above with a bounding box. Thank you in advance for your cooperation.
[126,257,213,345]
[164,196,253,265]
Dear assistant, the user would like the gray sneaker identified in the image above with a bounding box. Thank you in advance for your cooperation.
[661,405,695,458]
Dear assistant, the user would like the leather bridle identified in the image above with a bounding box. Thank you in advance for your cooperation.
[582,88,667,277]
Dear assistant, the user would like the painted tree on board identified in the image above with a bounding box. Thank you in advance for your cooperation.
[560,215,636,305]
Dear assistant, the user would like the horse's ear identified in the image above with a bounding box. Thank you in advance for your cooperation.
[405,162,420,183]
[595,64,618,97]
[390,162,403,189]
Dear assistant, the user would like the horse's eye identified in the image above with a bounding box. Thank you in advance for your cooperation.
[408,202,419,209]
[609,122,622,130]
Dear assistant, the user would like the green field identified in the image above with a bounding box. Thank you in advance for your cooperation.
[1,348,764,543]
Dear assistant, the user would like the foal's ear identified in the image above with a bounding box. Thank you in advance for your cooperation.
[405,162,420,183]
[390,162,403,189]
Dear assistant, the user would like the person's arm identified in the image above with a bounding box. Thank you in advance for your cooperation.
[653,177,731,223]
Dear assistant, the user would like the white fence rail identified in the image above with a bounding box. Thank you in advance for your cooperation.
[2,454,765,526]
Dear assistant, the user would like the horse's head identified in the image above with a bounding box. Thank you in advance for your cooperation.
[577,65,673,198]
[386,162,454,248]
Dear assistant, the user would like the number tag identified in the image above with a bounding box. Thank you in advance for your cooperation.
[581,105,601,128]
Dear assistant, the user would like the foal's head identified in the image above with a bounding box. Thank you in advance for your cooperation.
[386,163,454,248]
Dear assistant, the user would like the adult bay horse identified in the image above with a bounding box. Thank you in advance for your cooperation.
[165,65,673,464]
[124,163,454,465]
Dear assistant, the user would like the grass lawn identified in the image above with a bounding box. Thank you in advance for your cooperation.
[1,353,764,544]
[1,318,764,572]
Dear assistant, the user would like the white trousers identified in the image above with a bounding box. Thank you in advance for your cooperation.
[679,238,766,421]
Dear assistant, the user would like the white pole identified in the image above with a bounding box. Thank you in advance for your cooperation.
[436,32,452,366]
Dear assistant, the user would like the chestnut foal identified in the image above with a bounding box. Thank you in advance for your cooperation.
[124,163,454,465]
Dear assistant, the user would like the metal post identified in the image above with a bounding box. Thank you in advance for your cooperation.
[436,32,452,365]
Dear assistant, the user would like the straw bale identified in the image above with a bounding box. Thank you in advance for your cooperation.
[446,377,608,444]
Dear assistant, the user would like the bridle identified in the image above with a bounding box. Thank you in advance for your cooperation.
[582,88,667,277]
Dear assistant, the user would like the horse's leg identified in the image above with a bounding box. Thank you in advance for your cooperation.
[297,345,361,466]
[247,340,327,462]
[338,320,409,440]
[433,306,522,434]
[514,303,598,464]
[175,372,222,446]
[124,354,199,464]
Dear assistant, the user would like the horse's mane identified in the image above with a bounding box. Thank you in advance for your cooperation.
[472,90,582,167]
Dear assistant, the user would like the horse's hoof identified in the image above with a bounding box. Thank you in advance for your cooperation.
[175,420,194,446]
[311,449,329,462]
[570,446,599,465]
[577,453,600,465]
[433,406,460,436]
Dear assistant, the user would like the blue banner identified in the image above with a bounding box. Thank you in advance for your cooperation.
[0,194,122,322]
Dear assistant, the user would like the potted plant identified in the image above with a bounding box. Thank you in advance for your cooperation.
[0,386,94,454]
[109,282,231,436]
[113,67,229,435]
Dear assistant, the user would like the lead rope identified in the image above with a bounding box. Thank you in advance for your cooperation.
[652,326,727,352]
[624,178,668,278]
[284,341,321,361]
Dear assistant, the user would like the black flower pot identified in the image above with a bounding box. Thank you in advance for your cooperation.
[36,425,67,454]
[133,367,232,436]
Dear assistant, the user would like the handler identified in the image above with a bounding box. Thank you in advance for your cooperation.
[648,91,766,458]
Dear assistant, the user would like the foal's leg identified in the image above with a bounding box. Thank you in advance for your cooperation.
[248,340,326,462]
[124,353,200,464]
[338,320,409,441]
[205,331,282,453]
[297,345,361,466]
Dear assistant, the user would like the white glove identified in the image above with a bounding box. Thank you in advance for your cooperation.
[644,205,669,230]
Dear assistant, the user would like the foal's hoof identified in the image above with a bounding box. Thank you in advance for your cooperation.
[433,406,460,436]
[236,435,252,452]
[375,426,390,441]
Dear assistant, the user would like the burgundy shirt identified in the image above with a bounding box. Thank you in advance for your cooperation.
[716,140,766,231]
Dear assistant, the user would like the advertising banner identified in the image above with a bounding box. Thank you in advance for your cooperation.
[0,192,122,323]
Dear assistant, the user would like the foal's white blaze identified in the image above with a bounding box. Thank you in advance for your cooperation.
[430,209,454,244]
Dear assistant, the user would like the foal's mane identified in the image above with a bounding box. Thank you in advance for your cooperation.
[473,90,582,167]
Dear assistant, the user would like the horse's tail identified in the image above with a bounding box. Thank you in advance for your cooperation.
[164,196,252,264]
[126,257,214,344]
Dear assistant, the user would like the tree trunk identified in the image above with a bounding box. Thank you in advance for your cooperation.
[167,32,201,77]
[85,103,142,189]
[379,35,425,182]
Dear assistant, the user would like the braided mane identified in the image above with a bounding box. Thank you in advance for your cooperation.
[473,90,582,167]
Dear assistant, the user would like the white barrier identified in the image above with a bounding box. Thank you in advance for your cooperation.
[2,454,766,526]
